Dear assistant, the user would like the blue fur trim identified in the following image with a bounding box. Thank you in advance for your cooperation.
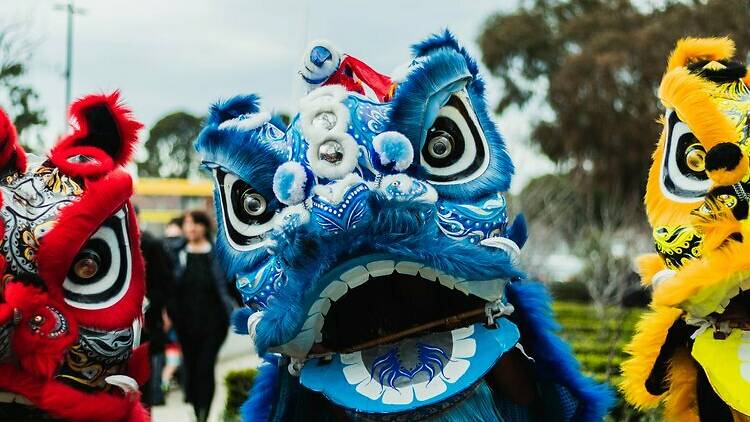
[411,29,480,78]
[269,113,288,131]
[507,281,615,422]
[232,307,253,335]
[388,47,471,151]
[207,94,261,126]
[388,32,514,199]
[254,193,523,353]
[430,381,502,422]
[195,95,289,276]
[240,355,280,422]
[507,214,528,249]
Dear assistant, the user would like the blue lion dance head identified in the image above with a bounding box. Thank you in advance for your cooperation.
[196,30,613,422]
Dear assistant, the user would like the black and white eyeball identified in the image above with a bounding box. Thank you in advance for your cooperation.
[659,109,711,202]
[63,208,131,310]
[420,89,490,184]
[214,168,276,251]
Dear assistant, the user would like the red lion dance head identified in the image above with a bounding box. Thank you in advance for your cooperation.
[0,93,149,422]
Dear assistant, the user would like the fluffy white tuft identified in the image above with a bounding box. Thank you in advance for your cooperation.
[373,131,414,171]
[273,204,311,232]
[300,40,341,88]
[217,111,271,131]
[312,173,364,205]
[299,97,350,143]
[305,132,359,180]
[273,161,309,205]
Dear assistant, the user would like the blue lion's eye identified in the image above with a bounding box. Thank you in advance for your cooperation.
[242,191,267,216]
[213,168,277,251]
[420,89,490,184]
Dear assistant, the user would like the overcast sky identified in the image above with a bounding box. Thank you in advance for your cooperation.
[1,0,554,191]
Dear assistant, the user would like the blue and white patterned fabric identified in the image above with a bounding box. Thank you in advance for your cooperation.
[195,30,612,422]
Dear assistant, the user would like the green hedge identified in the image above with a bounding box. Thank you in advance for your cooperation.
[223,368,258,421]
[553,302,662,421]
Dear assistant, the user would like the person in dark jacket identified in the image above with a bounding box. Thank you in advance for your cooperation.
[139,228,176,407]
[170,209,234,422]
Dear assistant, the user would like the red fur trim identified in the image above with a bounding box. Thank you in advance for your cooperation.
[49,91,142,179]
[127,343,150,386]
[0,107,27,172]
[0,364,150,422]
[51,145,115,177]
[3,281,78,377]
[36,170,144,329]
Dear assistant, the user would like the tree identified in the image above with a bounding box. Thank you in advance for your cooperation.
[139,111,203,178]
[0,25,45,145]
[479,0,750,201]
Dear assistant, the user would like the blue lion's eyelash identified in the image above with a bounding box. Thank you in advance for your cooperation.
[410,29,480,85]
[388,30,514,199]
[206,94,261,126]
[387,47,473,148]
[195,96,287,201]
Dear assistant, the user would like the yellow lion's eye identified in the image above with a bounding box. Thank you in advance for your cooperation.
[686,145,706,172]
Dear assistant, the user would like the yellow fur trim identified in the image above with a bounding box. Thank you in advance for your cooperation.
[651,240,750,312]
[620,306,683,408]
[667,37,735,72]
[644,130,703,228]
[637,253,667,286]
[663,349,699,422]
[659,67,739,150]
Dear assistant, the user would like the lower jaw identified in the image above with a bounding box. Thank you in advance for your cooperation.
[299,319,521,416]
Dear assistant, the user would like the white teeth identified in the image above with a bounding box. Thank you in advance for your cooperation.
[320,280,348,301]
[419,267,438,281]
[454,281,470,295]
[413,377,447,401]
[283,259,509,358]
[302,312,325,332]
[340,351,362,365]
[341,266,369,288]
[438,273,458,289]
[395,261,422,275]
[463,279,508,302]
[356,378,384,399]
[366,260,395,278]
[308,298,331,316]
[441,358,470,384]
[280,329,315,359]
[382,384,414,405]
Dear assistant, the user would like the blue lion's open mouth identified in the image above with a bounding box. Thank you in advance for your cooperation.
[276,254,519,415]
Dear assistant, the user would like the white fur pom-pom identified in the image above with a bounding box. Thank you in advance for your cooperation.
[273,161,309,205]
[373,131,414,172]
[300,40,341,87]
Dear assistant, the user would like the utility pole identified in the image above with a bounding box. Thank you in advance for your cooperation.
[55,1,85,124]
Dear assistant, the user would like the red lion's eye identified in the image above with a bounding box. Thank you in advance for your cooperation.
[72,250,101,279]
[29,314,45,329]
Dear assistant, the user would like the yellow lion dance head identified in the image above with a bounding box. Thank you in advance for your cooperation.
[623,37,750,421]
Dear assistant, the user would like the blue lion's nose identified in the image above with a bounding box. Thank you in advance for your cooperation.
[310,46,333,67]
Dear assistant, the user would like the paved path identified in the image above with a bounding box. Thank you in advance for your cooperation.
[151,330,262,422]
